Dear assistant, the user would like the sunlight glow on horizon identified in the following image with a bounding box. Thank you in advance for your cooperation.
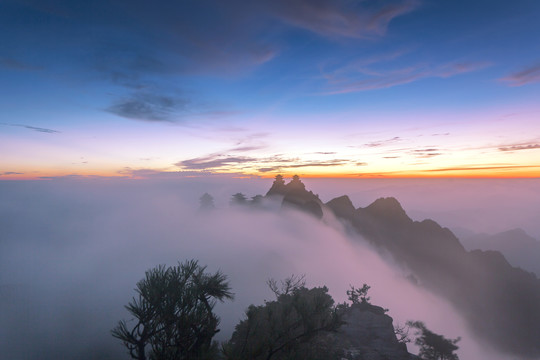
[1,1,540,181]
[3,166,540,181]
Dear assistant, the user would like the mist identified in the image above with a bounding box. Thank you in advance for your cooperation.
[0,177,534,359]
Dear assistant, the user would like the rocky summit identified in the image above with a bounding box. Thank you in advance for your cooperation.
[335,304,419,360]
[266,174,324,218]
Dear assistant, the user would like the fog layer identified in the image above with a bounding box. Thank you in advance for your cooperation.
[0,177,530,359]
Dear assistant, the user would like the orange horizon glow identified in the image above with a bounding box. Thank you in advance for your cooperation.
[2,168,540,181]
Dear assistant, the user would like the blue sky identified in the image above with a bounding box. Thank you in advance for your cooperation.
[1,0,539,178]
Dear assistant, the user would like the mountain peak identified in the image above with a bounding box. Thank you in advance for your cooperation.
[496,228,538,245]
[326,195,356,218]
[265,174,315,201]
[364,197,411,224]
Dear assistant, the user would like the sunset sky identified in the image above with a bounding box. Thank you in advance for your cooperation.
[1,0,539,179]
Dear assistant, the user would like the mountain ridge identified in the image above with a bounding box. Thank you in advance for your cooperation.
[262,175,540,359]
[461,228,540,277]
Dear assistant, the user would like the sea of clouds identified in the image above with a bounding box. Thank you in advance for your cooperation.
[1,176,536,359]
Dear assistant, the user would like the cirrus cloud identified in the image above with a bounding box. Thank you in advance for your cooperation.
[500,62,540,87]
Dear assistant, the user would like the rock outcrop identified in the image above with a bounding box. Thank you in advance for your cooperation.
[335,304,419,360]
[266,175,323,218]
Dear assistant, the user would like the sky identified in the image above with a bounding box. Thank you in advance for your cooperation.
[1,0,540,179]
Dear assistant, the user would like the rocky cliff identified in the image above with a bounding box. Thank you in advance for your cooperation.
[335,303,419,360]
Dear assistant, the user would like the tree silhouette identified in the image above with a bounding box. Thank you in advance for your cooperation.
[250,194,264,205]
[267,274,306,297]
[223,276,343,360]
[199,193,215,210]
[394,322,412,345]
[112,260,233,360]
[346,284,371,305]
[230,192,247,206]
[407,321,460,360]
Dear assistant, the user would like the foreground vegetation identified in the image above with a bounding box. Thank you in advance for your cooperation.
[113,260,460,360]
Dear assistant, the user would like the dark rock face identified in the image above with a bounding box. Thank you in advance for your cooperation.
[325,195,540,359]
[334,305,419,360]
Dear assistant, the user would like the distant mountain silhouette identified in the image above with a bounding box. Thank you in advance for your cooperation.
[461,228,540,277]
[264,176,540,359]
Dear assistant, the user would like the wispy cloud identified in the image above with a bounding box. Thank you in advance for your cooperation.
[228,145,268,152]
[257,159,350,173]
[500,62,540,86]
[230,132,271,146]
[322,59,489,94]
[176,156,257,170]
[435,62,490,78]
[106,93,189,122]
[281,159,349,168]
[0,172,24,176]
[468,139,540,153]
[409,148,442,158]
[258,167,277,173]
[1,123,60,133]
[499,142,540,152]
[320,48,412,79]
[176,151,350,173]
[220,133,271,155]
[364,137,401,148]
[270,0,420,39]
